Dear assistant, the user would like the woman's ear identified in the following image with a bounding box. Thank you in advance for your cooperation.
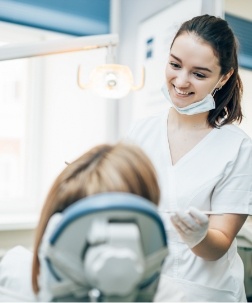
[220,68,234,87]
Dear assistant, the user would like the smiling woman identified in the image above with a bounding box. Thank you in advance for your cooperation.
[127,14,252,302]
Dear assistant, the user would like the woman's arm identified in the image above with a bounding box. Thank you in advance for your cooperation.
[192,213,247,260]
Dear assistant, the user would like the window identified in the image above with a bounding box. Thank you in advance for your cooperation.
[0,57,35,213]
[0,22,114,225]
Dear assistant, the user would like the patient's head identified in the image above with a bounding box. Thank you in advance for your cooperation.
[32,142,160,293]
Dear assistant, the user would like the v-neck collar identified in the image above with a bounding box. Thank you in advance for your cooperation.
[163,109,218,168]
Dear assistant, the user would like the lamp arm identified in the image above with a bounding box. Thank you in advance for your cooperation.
[0,34,118,61]
[132,67,145,91]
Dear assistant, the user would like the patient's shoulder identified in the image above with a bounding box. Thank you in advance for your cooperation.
[1,245,32,260]
[0,245,33,274]
[0,246,36,301]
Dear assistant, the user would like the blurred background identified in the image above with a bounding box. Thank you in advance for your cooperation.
[0,0,251,298]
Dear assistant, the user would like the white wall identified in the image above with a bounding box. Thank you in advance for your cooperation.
[39,47,111,202]
[117,0,178,137]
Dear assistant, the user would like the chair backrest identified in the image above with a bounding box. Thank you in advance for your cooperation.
[40,192,168,302]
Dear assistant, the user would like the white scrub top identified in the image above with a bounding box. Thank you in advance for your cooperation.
[127,108,252,302]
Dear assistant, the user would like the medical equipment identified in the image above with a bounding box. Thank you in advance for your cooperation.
[40,192,168,302]
[0,34,144,99]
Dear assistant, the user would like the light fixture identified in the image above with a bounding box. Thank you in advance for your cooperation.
[77,63,145,99]
[77,43,145,99]
[0,34,145,99]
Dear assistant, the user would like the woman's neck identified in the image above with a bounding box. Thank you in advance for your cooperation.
[169,108,211,131]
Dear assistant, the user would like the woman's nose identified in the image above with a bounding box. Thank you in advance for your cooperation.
[175,71,190,88]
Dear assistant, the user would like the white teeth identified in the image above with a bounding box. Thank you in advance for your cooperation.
[174,87,191,95]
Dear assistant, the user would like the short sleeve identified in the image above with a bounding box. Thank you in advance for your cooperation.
[211,138,252,214]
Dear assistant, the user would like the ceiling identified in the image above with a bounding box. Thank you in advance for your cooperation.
[0,0,110,36]
[0,0,251,70]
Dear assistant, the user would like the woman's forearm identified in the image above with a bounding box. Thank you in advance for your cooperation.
[191,228,231,260]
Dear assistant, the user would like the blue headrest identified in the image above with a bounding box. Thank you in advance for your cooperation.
[50,192,167,253]
[39,192,168,302]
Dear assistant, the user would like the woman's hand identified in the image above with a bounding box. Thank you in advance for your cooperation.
[171,207,248,260]
[170,207,209,248]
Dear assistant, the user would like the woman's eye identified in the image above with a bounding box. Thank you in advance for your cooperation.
[169,62,181,69]
[193,72,206,79]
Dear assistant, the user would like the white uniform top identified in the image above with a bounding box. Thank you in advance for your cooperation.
[127,108,252,302]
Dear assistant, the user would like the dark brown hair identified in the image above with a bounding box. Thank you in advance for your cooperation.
[31,142,160,293]
[171,14,243,127]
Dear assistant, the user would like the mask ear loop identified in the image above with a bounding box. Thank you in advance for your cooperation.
[211,76,223,97]
[212,85,222,97]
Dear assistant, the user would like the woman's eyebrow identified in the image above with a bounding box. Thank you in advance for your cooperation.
[170,53,213,73]
[170,53,182,63]
[193,66,213,73]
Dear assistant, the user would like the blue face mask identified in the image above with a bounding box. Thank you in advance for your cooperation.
[161,77,223,115]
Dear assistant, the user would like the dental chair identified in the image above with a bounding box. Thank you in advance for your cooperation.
[40,192,168,302]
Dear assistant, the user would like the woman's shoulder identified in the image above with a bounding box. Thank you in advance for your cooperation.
[219,124,252,144]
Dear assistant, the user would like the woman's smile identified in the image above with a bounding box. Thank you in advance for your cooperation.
[173,85,194,96]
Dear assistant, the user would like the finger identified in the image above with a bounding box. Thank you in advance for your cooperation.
[175,211,199,231]
[171,214,192,234]
[188,207,208,224]
[170,214,188,233]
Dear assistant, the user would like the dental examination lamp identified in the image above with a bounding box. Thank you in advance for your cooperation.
[0,34,144,99]
[77,44,145,99]
[40,193,168,302]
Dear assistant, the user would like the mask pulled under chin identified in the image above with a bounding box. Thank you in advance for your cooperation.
[161,84,215,115]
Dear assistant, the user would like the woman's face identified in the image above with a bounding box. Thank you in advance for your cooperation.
[166,32,222,109]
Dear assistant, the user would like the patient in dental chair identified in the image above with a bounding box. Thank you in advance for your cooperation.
[0,142,185,302]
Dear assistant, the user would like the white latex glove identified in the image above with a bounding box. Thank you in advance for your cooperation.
[170,207,209,248]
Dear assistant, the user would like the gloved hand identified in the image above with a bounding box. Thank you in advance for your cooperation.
[170,207,209,248]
